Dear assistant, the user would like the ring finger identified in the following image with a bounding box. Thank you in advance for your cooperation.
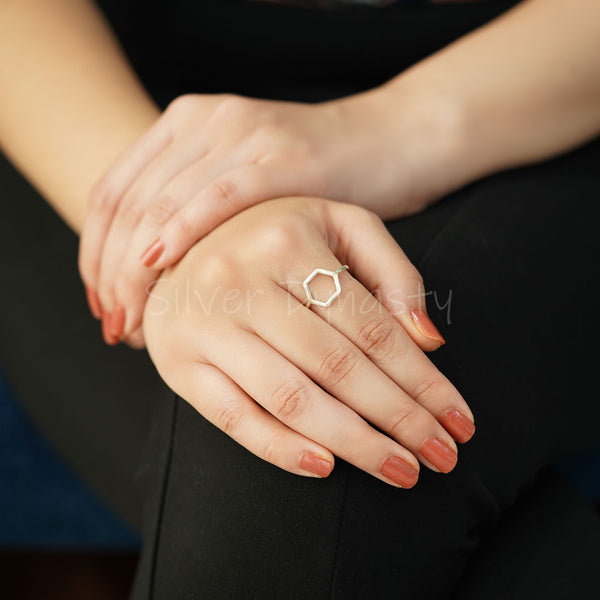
[202,326,421,488]
[248,282,459,474]
[282,261,475,443]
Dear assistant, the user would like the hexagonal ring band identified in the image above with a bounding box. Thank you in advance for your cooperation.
[303,265,349,308]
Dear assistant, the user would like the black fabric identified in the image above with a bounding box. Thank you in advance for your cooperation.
[97,0,520,101]
[131,138,600,600]
[0,152,167,533]
[453,469,600,600]
[1,0,599,598]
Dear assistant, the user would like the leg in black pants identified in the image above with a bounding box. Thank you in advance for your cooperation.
[2,138,599,599]
[126,138,600,600]
[1,1,599,598]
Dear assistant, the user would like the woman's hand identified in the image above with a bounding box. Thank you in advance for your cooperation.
[143,197,475,487]
[79,90,443,346]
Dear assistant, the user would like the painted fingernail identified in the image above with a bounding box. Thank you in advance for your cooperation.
[410,308,445,344]
[421,438,458,473]
[300,452,333,478]
[140,238,164,268]
[381,456,419,488]
[440,409,476,444]
[110,302,126,339]
[85,287,102,319]
[101,312,118,345]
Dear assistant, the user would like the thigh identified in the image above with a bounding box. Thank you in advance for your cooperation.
[0,152,170,533]
[335,137,600,597]
[453,469,600,600]
[133,139,600,600]
[393,135,600,497]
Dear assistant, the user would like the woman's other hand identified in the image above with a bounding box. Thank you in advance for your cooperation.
[79,90,450,345]
[143,197,474,487]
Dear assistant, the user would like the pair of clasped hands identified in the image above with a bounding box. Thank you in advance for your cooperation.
[79,90,475,488]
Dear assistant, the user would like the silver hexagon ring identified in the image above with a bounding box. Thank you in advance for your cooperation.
[303,265,349,309]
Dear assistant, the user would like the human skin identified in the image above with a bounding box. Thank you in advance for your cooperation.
[142,196,473,484]
[74,0,600,343]
[0,0,598,480]
[0,0,466,483]
[2,1,600,345]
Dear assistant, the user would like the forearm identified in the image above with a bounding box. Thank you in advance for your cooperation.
[0,0,159,233]
[371,0,600,216]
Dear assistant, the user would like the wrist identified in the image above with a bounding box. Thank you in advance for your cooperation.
[322,76,471,220]
[362,77,472,219]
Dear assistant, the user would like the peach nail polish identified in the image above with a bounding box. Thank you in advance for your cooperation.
[440,409,476,444]
[101,312,118,345]
[410,308,445,344]
[421,438,458,474]
[300,452,333,478]
[381,456,419,488]
[85,287,102,319]
[110,303,126,340]
[140,238,164,268]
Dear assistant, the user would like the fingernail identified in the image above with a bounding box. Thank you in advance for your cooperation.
[440,409,476,444]
[381,456,419,488]
[101,312,118,345]
[410,308,445,344]
[85,287,102,319]
[110,302,126,339]
[140,238,164,268]
[421,438,458,473]
[300,452,333,478]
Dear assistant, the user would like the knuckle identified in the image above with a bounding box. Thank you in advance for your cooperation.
[166,94,196,115]
[411,375,442,406]
[388,404,417,440]
[210,178,239,211]
[271,380,312,424]
[216,94,251,118]
[214,400,246,436]
[146,194,176,226]
[329,422,368,463]
[88,178,115,212]
[116,194,143,228]
[263,432,283,465]
[332,437,357,463]
[360,206,384,227]
[356,319,399,362]
[171,210,193,237]
[407,270,425,291]
[318,345,359,388]
[250,122,282,147]
[254,215,300,255]
[346,203,382,227]
[198,252,239,290]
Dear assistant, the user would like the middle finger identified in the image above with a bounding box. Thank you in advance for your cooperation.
[281,263,476,444]
[248,283,459,474]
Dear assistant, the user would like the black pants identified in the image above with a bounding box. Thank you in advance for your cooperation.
[1,1,599,598]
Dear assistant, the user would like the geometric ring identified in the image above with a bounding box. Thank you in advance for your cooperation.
[303,265,349,309]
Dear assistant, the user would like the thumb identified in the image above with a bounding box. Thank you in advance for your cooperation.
[327,202,446,351]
